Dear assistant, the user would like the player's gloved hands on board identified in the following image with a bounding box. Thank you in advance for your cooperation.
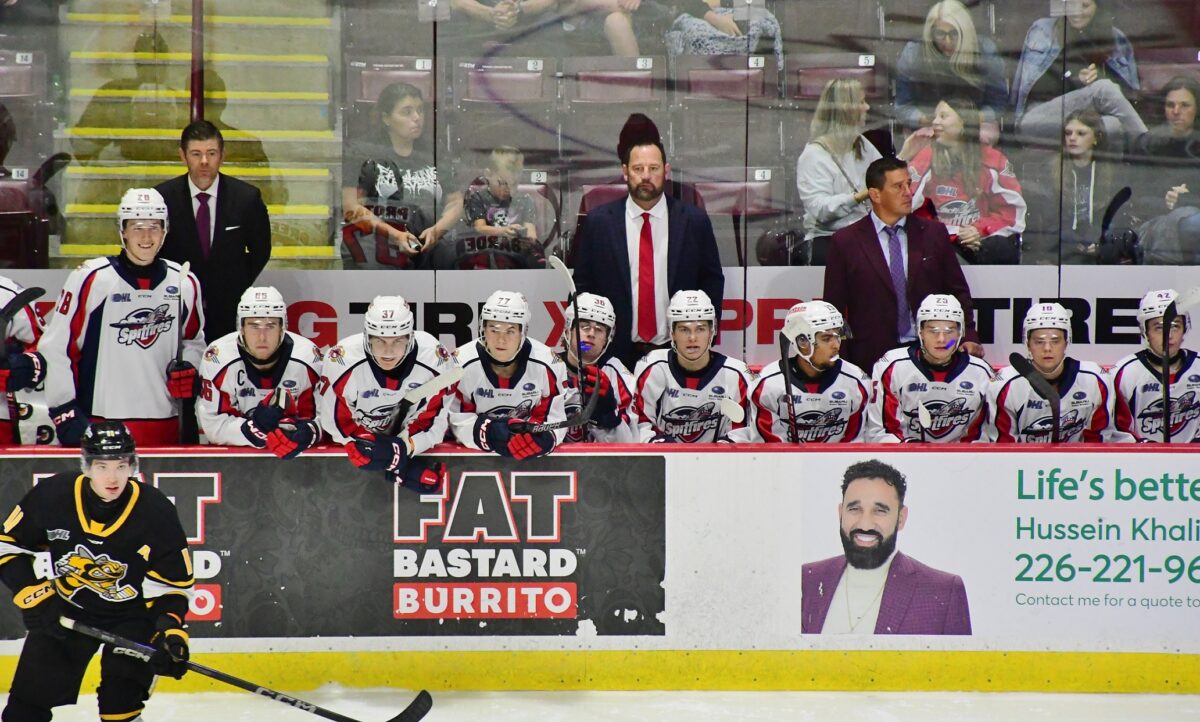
[239,403,285,447]
[49,401,89,448]
[0,351,45,393]
[346,433,408,473]
[266,420,320,460]
[649,433,677,443]
[14,581,66,639]
[165,360,198,400]
[150,613,189,679]
[505,419,555,460]
[392,459,448,494]
[581,365,620,429]
[474,416,515,457]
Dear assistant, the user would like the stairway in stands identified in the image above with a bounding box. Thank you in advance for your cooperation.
[56,0,339,268]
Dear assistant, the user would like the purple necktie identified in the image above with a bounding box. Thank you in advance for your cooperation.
[196,191,212,259]
[885,225,911,339]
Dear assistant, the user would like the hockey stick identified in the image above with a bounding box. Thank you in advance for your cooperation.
[61,618,433,722]
[776,332,799,443]
[1099,186,1132,241]
[915,400,932,443]
[717,397,745,424]
[174,261,191,441]
[0,287,44,444]
[385,367,465,436]
[1008,352,1061,443]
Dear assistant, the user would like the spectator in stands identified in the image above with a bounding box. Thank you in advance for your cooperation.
[1024,109,1134,264]
[445,0,566,59]
[450,0,558,33]
[665,0,781,67]
[1011,0,1146,149]
[1131,76,1200,265]
[795,78,882,265]
[456,146,546,269]
[895,0,1006,146]
[573,113,724,368]
[341,82,463,270]
[904,96,1026,264]
[566,0,746,57]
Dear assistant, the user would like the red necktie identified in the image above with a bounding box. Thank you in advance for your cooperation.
[637,212,656,343]
[196,191,212,259]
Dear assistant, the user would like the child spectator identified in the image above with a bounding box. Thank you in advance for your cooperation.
[455,146,546,269]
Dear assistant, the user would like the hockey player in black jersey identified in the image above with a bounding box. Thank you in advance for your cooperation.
[0,421,194,722]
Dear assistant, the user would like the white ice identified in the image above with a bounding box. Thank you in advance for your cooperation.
[6,689,1199,722]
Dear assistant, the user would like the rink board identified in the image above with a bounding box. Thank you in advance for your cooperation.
[1,446,1198,693]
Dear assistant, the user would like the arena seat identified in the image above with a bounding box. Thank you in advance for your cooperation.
[343,56,440,139]
[560,56,668,171]
[448,56,560,168]
[671,54,782,168]
[679,166,787,266]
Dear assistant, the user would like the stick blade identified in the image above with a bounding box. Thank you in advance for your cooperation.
[387,690,433,722]
[916,401,933,430]
[718,397,745,423]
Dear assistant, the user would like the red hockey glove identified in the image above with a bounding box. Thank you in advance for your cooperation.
[506,419,555,459]
[166,361,198,400]
[347,434,409,472]
[266,420,320,460]
[393,460,448,494]
[581,365,620,429]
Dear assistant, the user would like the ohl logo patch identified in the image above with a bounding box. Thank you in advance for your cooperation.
[111,304,174,348]
[53,544,137,602]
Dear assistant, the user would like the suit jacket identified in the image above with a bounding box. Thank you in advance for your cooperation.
[573,195,724,367]
[801,551,972,635]
[156,172,271,343]
[823,213,978,372]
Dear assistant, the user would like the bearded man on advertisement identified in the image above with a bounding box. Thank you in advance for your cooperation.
[801,459,972,635]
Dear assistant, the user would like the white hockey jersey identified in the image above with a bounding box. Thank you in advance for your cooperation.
[0,276,45,427]
[40,256,203,420]
[987,358,1120,443]
[1110,349,1200,443]
[319,330,457,455]
[633,350,751,443]
[197,331,324,446]
[446,338,568,450]
[559,355,638,443]
[869,345,993,443]
[740,358,870,443]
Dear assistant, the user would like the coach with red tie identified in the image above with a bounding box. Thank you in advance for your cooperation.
[573,114,724,368]
[157,120,272,343]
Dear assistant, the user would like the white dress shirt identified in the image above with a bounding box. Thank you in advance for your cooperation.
[625,194,669,344]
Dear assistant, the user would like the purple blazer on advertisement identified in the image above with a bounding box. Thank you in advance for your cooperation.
[801,551,972,635]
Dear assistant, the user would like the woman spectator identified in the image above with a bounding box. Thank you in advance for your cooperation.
[1025,109,1133,264]
[795,78,882,265]
[895,0,1007,146]
[1131,76,1200,264]
[341,82,463,270]
[1011,0,1146,149]
[905,97,1026,264]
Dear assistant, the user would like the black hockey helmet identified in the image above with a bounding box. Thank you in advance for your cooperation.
[81,421,138,474]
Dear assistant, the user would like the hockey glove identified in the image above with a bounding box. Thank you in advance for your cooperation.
[265,420,320,460]
[506,419,556,460]
[150,613,189,679]
[14,581,66,639]
[0,351,45,393]
[392,459,448,494]
[49,401,89,448]
[473,416,515,457]
[239,403,285,447]
[166,361,199,400]
[581,365,620,429]
[347,433,409,473]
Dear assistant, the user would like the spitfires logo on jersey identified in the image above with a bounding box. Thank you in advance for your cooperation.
[661,402,721,442]
[907,397,974,438]
[355,402,400,432]
[484,399,535,421]
[53,544,137,603]
[1139,391,1200,437]
[1020,408,1083,441]
[784,405,847,442]
[111,304,174,348]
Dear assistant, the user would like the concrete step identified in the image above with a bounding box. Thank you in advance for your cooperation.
[69,89,332,132]
[68,0,331,17]
[68,51,332,94]
[62,12,337,57]
[64,163,333,207]
[60,126,341,164]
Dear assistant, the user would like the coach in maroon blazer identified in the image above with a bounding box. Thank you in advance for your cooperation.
[801,459,972,635]
[822,156,981,372]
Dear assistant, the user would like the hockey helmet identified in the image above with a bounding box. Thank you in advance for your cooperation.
[479,291,530,364]
[81,421,138,475]
[117,187,169,234]
[363,296,415,367]
[916,294,964,355]
[237,286,287,325]
[782,301,845,363]
[1023,302,1072,344]
[667,290,716,325]
[562,292,616,359]
[1137,289,1190,342]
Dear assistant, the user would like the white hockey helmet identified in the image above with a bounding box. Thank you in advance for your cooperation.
[364,295,415,337]
[479,290,530,332]
[1137,289,1190,342]
[117,187,169,232]
[562,292,616,358]
[782,301,845,365]
[916,294,964,354]
[1023,302,1072,343]
[667,290,716,325]
[237,286,287,326]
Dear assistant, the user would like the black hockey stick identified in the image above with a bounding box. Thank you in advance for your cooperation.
[61,618,433,722]
[0,286,44,444]
[1009,352,1061,443]
[776,331,799,443]
[1099,186,1132,241]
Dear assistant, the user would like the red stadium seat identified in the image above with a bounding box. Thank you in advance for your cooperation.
[679,166,786,266]
[672,55,782,168]
[560,56,669,171]
[448,57,559,167]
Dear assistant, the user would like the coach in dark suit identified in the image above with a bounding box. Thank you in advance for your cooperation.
[573,114,724,367]
[823,156,981,372]
[157,120,271,343]
[801,459,972,635]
